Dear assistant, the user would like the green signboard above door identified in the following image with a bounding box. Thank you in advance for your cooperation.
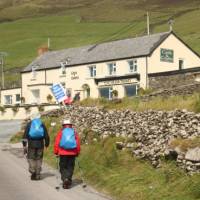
[160,48,174,63]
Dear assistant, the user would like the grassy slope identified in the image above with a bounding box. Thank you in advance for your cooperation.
[0,1,199,85]
[10,103,200,200]
[43,122,200,200]
[79,94,200,113]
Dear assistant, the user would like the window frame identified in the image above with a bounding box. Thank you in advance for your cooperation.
[60,82,66,89]
[4,95,12,105]
[124,84,138,97]
[88,65,96,77]
[179,58,184,70]
[107,62,116,76]
[99,87,113,100]
[127,59,137,73]
[15,94,21,103]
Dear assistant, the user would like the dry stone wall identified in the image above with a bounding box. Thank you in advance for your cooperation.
[45,106,200,173]
[139,83,200,102]
[149,70,200,90]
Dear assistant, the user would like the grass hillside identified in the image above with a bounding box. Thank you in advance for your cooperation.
[0,0,200,87]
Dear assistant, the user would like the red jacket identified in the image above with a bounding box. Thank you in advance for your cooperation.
[54,125,80,156]
[64,97,72,105]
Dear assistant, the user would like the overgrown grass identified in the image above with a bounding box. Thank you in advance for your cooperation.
[170,137,200,153]
[79,93,200,113]
[43,133,200,200]
[10,116,200,200]
[10,130,23,143]
[76,137,200,200]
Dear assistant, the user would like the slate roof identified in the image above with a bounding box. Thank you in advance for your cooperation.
[23,31,171,72]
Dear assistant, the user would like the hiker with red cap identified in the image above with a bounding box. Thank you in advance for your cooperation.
[54,119,81,189]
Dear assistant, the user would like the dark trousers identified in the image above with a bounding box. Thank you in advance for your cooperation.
[59,155,76,182]
[27,148,43,175]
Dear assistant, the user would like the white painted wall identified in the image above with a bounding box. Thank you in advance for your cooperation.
[22,57,145,103]
[0,104,60,120]
[1,88,21,105]
[149,34,200,73]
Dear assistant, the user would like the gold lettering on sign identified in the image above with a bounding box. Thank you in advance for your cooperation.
[103,79,132,86]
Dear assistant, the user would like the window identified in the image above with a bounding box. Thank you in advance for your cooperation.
[108,63,116,76]
[89,65,96,77]
[179,59,184,70]
[99,87,112,100]
[66,88,72,97]
[31,89,40,104]
[128,60,137,73]
[60,62,66,75]
[4,95,12,105]
[124,85,137,97]
[16,94,20,102]
[60,82,66,89]
[32,66,38,79]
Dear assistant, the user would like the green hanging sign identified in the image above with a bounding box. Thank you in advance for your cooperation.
[160,48,174,63]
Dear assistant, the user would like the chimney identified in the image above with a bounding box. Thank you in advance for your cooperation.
[37,46,48,56]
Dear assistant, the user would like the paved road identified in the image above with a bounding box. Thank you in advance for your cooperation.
[0,120,22,142]
[0,120,111,200]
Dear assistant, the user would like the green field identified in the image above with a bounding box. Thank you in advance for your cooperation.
[0,0,200,87]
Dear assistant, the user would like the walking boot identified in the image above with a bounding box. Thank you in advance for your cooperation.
[35,174,41,180]
[63,179,71,189]
[31,173,36,180]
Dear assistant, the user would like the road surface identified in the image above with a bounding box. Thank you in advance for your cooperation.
[0,120,22,142]
[0,120,111,200]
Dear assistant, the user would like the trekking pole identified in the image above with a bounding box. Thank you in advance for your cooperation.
[55,155,61,191]
[50,122,60,191]
[76,158,87,188]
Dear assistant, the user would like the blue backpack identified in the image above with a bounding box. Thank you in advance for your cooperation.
[29,118,44,139]
[60,128,77,149]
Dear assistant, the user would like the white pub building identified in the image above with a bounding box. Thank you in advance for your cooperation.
[1,31,200,105]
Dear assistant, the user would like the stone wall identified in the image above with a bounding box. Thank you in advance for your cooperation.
[45,106,200,173]
[149,69,200,90]
[139,83,200,102]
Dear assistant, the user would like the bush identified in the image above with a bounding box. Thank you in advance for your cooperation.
[38,105,44,112]
[138,87,154,96]
[0,106,6,113]
[46,94,53,103]
[81,128,100,144]
[194,94,200,113]
[24,105,31,112]
[112,90,118,98]
[12,105,19,113]
[10,131,23,143]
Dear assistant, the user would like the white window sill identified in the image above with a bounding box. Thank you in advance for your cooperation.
[106,74,117,77]
[59,74,66,77]
[86,77,96,80]
[126,72,138,74]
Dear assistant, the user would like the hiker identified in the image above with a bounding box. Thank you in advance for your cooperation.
[22,113,50,180]
[73,92,80,103]
[54,119,81,189]
[64,95,72,105]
